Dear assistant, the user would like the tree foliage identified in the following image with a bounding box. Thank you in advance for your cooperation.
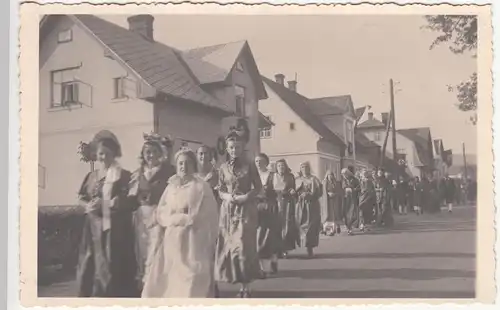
[424,15,477,122]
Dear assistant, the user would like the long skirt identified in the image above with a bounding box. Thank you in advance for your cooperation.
[376,200,394,227]
[276,191,298,252]
[215,201,261,284]
[323,195,343,226]
[256,198,281,259]
[296,197,321,249]
[344,195,359,230]
[133,205,160,289]
[76,212,138,297]
[359,197,375,226]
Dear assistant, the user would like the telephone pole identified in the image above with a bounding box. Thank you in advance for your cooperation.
[462,142,468,180]
[390,79,398,179]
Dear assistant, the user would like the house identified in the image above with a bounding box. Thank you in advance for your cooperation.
[258,75,346,179]
[39,14,270,206]
[357,112,435,178]
[432,139,448,179]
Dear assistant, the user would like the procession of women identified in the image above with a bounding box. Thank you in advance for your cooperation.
[74,126,466,299]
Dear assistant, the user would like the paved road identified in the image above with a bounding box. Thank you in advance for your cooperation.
[38,205,476,299]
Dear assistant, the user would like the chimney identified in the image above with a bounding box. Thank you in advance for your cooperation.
[127,15,155,41]
[275,74,285,86]
[368,112,374,120]
[287,80,297,92]
[381,112,389,126]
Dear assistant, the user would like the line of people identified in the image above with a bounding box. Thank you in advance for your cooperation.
[75,129,328,298]
[73,128,462,299]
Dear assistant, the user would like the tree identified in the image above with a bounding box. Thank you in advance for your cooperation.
[424,15,477,124]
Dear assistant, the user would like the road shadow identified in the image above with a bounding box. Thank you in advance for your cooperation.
[218,289,475,299]
[310,252,475,260]
[275,268,475,281]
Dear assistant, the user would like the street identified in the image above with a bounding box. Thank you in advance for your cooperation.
[38,205,476,299]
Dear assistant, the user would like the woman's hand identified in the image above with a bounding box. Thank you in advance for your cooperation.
[109,197,119,209]
[327,192,334,198]
[233,194,247,204]
[221,193,234,203]
[289,189,296,195]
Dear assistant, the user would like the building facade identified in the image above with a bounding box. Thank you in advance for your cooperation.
[39,14,268,206]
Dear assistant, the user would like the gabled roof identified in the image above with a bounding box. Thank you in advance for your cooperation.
[261,76,345,148]
[358,117,386,129]
[355,131,380,149]
[308,95,357,119]
[181,40,267,100]
[258,112,274,129]
[40,15,268,114]
[355,106,368,123]
[397,127,433,167]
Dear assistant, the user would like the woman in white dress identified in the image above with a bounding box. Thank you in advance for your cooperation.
[142,148,219,298]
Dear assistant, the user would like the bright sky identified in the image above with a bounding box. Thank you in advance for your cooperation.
[101,14,477,155]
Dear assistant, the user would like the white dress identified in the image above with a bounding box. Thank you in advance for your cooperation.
[141,175,219,298]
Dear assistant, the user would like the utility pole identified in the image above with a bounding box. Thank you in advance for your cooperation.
[379,109,393,168]
[462,142,468,180]
[390,79,398,180]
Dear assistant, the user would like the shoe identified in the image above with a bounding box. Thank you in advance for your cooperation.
[282,252,288,259]
[242,290,251,298]
[271,262,278,274]
[347,230,353,236]
[258,271,267,279]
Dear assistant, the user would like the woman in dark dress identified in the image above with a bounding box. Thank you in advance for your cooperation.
[76,130,137,297]
[214,130,262,298]
[273,159,298,258]
[375,169,394,227]
[322,170,343,236]
[128,133,176,292]
[295,161,323,258]
[358,170,376,232]
[342,168,361,235]
[413,177,424,215]
[255,153,280,276]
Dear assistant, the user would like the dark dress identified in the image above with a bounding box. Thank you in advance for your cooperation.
[128,162,175,290]
[76,168,138,297]
[428,179,441,213]
[322,178,344,226]
[256,171,281,259]
[215,159,262,284]
[295,175,323,249]
[413,181,424,208]
[343,176,361,230]
[375,176,393,227]
[443,177,457,204]
[274,173,298,252]
[359,179,376,225]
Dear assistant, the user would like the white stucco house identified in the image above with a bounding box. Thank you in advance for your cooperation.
[356,112,435,178]
[258,74,377,180]
[39,14,271,206]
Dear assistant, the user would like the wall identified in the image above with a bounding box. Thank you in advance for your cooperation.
[320,114,356,161]
[358,128,422,178]
[259,86,320,157]
[155,100,224,162]
[208,50,262,160]
[39,16,154,205]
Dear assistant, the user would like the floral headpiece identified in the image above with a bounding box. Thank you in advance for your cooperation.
[143,132,172,148]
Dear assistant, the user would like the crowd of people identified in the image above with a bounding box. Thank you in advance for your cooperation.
[74,127,474,299]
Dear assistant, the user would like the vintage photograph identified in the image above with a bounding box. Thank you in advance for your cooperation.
[18,2,493,306]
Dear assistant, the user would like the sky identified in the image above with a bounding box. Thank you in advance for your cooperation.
[101,14,477,155]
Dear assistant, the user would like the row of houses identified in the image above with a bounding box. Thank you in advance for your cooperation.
[38,14,459,206]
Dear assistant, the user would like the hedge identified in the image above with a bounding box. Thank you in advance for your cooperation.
[38,205,85,285]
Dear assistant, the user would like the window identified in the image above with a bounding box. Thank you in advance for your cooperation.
[51,68,80,108]
[289,122,296,131]
[57,29,73,43]
[234,85,246,117]
[260,116,272,139]
[235,60,244,72]
[374,131,382,141]
[113,77,126,99]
